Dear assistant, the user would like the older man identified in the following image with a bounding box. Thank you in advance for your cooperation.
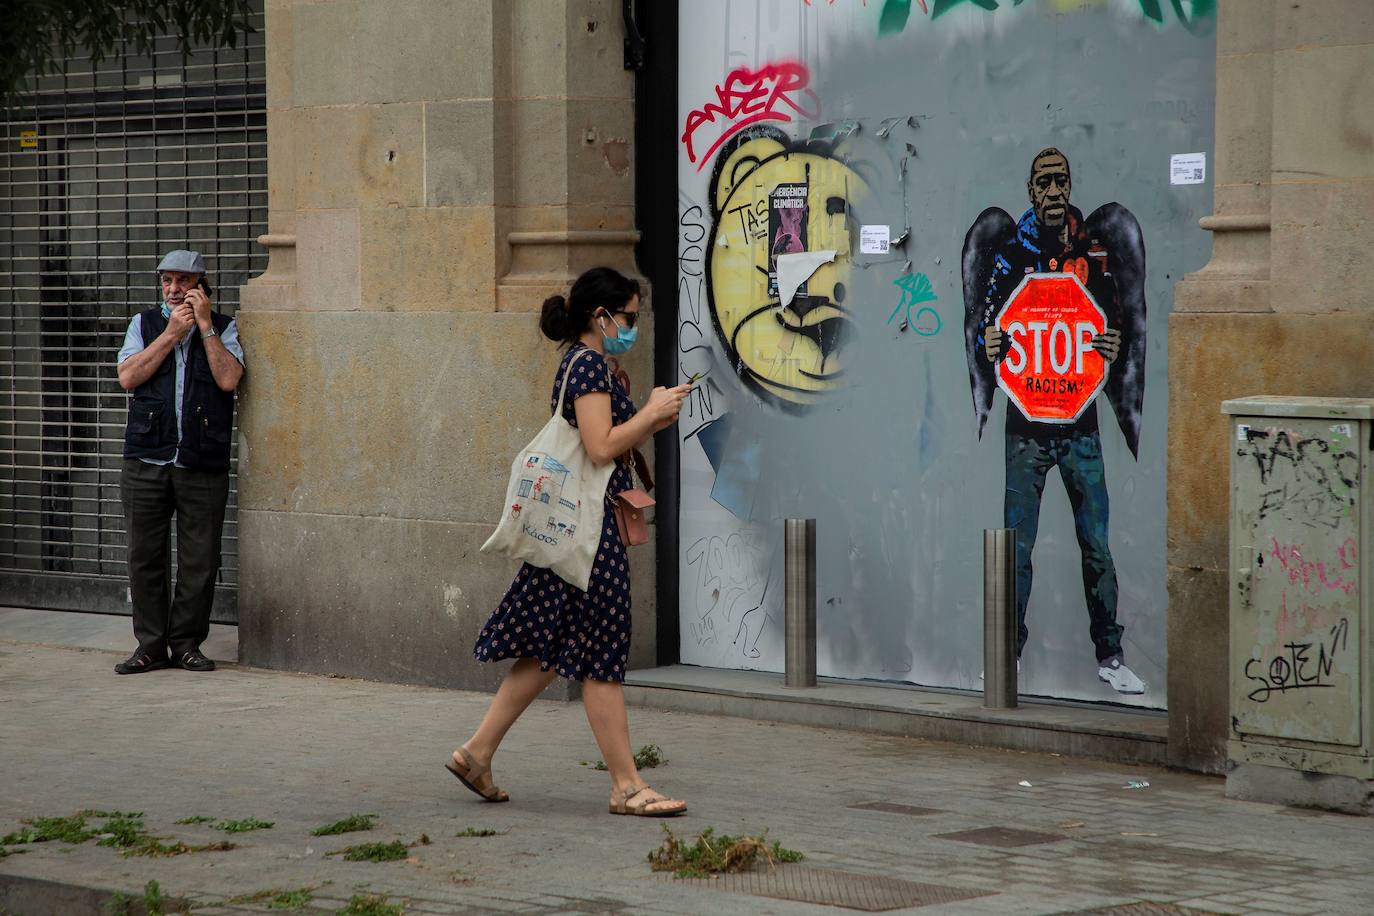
[114,250,245,675]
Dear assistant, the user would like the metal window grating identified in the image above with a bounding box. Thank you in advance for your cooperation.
[0,9,266,622]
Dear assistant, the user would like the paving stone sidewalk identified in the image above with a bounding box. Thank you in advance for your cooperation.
[1,640,1370,915]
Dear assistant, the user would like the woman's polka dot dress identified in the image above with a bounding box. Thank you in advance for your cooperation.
[473,344,637,683]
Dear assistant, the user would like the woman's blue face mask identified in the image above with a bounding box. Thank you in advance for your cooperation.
[599,310,638,355]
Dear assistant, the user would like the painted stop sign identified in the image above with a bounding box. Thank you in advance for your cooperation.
[995,273,1107,423]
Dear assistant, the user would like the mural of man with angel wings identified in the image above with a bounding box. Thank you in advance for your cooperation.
[962,148,1148,695]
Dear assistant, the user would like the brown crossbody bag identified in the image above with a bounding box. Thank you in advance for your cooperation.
[607,360,655,548]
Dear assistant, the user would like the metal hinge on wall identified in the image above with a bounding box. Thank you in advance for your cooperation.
[623,0,646,71]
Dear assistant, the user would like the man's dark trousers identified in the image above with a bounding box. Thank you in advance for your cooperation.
[1003,428,1124,663]
[121,459,230,659]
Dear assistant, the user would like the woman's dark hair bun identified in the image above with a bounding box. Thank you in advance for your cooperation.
[538,267,641,345]
[539,294,572,342]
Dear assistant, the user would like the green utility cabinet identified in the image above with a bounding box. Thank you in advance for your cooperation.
[1223,397,1374,814]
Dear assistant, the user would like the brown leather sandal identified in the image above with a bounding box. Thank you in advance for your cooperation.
[444,747,509,803]
[609,784,686,817]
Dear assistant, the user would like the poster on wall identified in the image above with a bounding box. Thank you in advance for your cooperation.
[768,182,810,298]
[675,0,1217,708]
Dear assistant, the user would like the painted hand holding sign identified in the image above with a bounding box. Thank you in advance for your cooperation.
[995,274,1107,423]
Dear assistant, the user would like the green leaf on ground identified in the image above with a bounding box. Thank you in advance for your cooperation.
[328,835,428,863]
[95,815,150,849]
[336,894,403,916]
[327,840,410,863]
[174,815,214,825]
[647,825,803,879]
[4,814,96,845]
[214,817,274,833]
[122,838,236,858]
[581,743,667,772]
[225,887,315,910]
[5,810,158,848]
[454,827,501,838]
[312,814,379,836]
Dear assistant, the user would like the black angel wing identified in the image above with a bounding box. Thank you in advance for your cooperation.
[961,207,1016,440]
[1084,203,1147,458]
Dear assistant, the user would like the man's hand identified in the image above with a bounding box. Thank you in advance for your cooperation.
[1092,328,1121,362]
[185,287,213,333]
[164,302,195,340]
[984,326,1003,362]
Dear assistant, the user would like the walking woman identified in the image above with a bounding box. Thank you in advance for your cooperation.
[449,267,692,817]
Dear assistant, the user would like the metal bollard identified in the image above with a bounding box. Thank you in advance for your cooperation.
[784,518,817,688]
[983,528,1018,708]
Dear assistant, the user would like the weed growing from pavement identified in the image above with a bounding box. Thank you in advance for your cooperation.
[214,817,274,833]
[336,894,403,916]
[312,814,379,836]
[225,886,316,909]
[95,815,150,849]
[329,835,430,863]
[3,814,96,845]
[125,838,237,857]
[454,827,501,837]
[111,879,187,916]
[142,879,167,915]
[5,811,237,859]
[648,825,803,879]
[174,815,214,825]
[581,743,667,771]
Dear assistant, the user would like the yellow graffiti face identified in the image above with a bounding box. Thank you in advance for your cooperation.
[707,129,871,408]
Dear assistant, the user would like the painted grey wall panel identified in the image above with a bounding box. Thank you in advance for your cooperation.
[676,0,1216,708]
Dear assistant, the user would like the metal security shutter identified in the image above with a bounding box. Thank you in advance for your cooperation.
[0,10,266,623]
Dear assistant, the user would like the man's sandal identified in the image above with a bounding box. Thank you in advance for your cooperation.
[444,747,509,803]
[609,785,687,817]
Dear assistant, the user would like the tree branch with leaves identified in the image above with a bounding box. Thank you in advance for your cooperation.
[1,0,256,104]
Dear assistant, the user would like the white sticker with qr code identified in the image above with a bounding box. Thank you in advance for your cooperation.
[1170,152,1206,185]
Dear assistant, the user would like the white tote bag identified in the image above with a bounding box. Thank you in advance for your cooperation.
[480,349,615,591]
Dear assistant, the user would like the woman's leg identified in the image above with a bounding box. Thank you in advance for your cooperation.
[457,657,557,778]
[583,679,685,813]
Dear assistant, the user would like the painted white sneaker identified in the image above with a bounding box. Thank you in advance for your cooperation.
[1098,656,1145,695]
[978,660,1020,681]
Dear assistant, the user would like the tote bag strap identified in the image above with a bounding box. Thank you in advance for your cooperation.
[553,346,597,417]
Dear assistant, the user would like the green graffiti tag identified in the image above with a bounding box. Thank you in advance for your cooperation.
[878,0,1215,32]
[929,0,1001,17]
[878,0,913,35]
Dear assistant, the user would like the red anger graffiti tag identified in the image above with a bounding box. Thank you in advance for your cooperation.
[681,62,821,170]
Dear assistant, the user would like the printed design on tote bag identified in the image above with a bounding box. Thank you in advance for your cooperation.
[511,454,579,540]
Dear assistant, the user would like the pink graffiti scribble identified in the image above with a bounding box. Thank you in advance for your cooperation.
[681,62,821,170]
[1268,537,1359,596]
[1276,590,1344,644]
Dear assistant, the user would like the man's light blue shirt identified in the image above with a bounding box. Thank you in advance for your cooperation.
[117,305,245,468]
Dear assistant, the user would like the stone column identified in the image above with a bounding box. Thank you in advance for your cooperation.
[236,0,654,692]
[1168,0,1374,772]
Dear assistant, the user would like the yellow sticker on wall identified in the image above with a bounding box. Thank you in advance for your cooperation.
[19,130,38,149]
